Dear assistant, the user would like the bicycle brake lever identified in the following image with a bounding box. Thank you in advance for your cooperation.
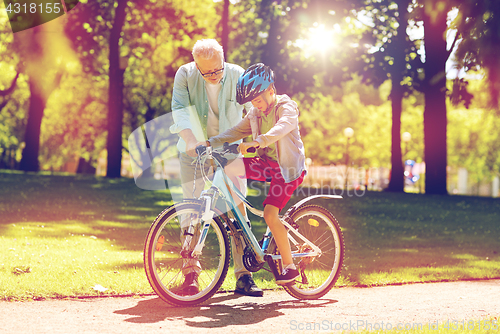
[223,142,240,154]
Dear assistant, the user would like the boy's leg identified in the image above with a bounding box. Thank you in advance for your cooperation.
[259,164,305,284]
[263,204,293,265]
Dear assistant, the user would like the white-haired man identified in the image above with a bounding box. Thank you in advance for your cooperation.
[169,39,263,297]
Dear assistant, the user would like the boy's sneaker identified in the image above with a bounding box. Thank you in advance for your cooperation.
[276,268,300,285]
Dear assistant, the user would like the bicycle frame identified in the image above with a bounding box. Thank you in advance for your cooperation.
[190,146,337,266]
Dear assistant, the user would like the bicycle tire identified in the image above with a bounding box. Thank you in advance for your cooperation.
[144,201,230,306]
[281,204,344,300]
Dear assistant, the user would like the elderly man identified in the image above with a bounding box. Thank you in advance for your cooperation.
[169,39,263,297]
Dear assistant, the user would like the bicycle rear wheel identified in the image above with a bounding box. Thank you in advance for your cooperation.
[282,204,344,300]
[144,201,230,306]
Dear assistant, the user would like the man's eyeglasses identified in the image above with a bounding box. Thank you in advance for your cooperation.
[198,65,224,78]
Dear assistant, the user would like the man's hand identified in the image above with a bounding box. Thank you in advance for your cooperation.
[239,141,260,155]
[179,129,201,157]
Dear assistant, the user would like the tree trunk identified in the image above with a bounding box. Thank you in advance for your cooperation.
[260,0,282,90]
[106,1,127,178]
[422,8,449,195]
[488,66,499,113]
[386,87,405,192]
[385,0,409,192]
[19,80,46,172]
[221,0,229,55]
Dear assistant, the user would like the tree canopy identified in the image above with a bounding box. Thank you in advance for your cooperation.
[0,0,498,194]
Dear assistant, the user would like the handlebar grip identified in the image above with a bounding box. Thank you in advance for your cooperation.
[196,145,207,155]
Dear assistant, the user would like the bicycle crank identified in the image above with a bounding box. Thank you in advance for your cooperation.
[242,246,265,272]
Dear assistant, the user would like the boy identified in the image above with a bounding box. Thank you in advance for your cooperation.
[204,63,307,284]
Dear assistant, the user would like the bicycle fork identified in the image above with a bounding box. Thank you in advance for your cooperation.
[182,188,219,258]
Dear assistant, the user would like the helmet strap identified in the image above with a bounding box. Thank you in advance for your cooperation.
[262,85,276,116]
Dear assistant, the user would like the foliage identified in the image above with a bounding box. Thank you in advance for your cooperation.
[448,79,500,185]
[228,0,361,95]
[400,92,425,163]
[0,7,27,166]
[350,0,421,91]
[297,76,392,167]
[27,0,218,171]
[122,0,217,131]
[451,0,500,110]
[297,74,426,170]
[0,73,28,166]
[0,0,499,183]
[39,72,108,170]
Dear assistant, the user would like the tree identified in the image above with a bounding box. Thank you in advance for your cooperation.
[15,20,69,172]
[220,0,230,53]
[106,0,127,178]
[297,76,392,168]
[417,0,457,195]
[39,73,107,172]
[229,0,349,95]
[66,0,216,177]
[385,0,412,192]
[331,0,458,194]
[0,14,27,169]
[350,0,417,192]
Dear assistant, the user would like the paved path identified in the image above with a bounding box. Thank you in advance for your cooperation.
[1,279,499,333]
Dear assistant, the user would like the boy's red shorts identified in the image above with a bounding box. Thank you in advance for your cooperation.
[243,157,305,211]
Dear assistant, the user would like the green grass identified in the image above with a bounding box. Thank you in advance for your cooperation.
[324,189,500,287]
[1,171,500,301]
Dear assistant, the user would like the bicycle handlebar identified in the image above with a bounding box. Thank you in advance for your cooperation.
[195,142,256,162]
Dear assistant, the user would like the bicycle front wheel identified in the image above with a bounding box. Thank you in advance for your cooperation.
[283,204,344,300]
[144,201,230,306]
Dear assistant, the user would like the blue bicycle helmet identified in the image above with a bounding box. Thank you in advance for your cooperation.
[236,63,275,104]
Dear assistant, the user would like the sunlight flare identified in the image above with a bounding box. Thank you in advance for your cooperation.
[299,23,340,58]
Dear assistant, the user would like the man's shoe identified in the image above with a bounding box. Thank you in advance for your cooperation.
[172,272,199,295]
[234,274,263,297]
[276,268,299,285]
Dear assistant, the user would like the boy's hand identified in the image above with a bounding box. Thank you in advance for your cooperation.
[239,141,260,155]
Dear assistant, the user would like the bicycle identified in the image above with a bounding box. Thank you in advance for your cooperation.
[144,143,345,306]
